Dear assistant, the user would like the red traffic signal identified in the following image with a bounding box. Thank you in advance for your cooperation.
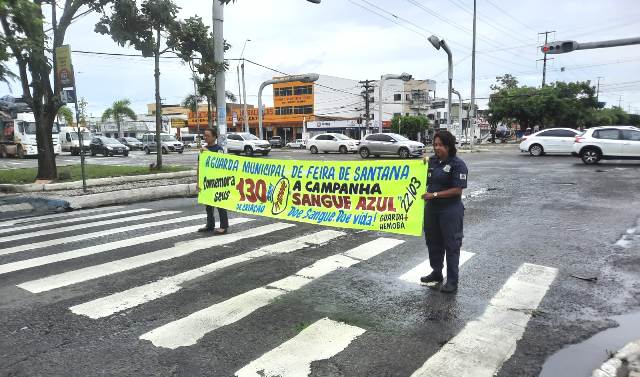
[541,40,579,54]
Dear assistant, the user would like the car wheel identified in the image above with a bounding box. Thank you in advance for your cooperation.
[359,147,370,159]
[162,147,168,155]
[0,146,6,158]
[244,146,254,156]
[339,145,348,154]
[261,151,269,156]
[310,146,318,154]
[103,149,109,157]
[144,147,150,155]
[16,145,25,159]
[123,152,129,157]
[581,148,601,165]
[178,150,183,154]
[529,144,544,156]
[398,148,410,159]
[299,145,305,149]
[91,149,96,156]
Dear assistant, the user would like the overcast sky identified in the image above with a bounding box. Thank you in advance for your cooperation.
[7,0,639,117]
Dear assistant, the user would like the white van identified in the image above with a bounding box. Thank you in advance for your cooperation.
[59,126,92,155]
[0,113,61,158]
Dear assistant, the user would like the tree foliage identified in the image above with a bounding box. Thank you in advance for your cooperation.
[102,99,137,137]
[0,0,109,179]
[57,106,74,125]
[390,115,430,140]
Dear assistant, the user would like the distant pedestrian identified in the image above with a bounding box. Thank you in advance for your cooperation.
[197,128,229,235]
[421,130,468,293]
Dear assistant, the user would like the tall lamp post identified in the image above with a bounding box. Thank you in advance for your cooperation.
[451,88,463,139]
[428,35,453,129]
[258,73,320,139]
[236,38,250,133]
[378,73,412,133]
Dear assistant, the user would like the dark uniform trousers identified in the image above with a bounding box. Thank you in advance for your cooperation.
[205,205,229,229]
[424,201,464,284]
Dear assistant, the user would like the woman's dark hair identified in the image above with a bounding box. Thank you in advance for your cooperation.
[433,130,457,157]
[204,128,217,138]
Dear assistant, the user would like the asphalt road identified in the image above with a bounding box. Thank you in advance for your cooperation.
[1,149,639,377]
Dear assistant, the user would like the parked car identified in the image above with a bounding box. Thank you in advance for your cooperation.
[572,126,640,165]
[118,137,143,151]
[227,132,271,156]
[141,133,184,154]
[307,133,359,154]
[519,128,582,156]
[89,136,129,157]
[285,139,306,149]
[358,133,425,159]
[269,136,285,148]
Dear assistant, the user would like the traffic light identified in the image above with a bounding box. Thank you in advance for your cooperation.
[541,40,579,54]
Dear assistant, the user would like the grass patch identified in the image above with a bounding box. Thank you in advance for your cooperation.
[0,164,191,184]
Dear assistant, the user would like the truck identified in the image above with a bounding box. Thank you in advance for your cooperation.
[0,112,61,158]
[59,126,92,155]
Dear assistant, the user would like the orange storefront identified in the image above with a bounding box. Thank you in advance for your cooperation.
[187,80,316,141]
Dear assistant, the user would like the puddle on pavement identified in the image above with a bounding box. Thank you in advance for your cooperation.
[462,188,488,200]
[539,311,640,377]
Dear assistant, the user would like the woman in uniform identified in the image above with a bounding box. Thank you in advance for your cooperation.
[197,128,229,235]
[421,130,468,293]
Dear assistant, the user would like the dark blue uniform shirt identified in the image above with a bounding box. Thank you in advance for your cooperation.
[207,144,224,153]
[427,155,468,207]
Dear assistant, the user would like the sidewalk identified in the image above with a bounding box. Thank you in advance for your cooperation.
[593,339,640,377]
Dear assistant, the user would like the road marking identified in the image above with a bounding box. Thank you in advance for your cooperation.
[0,215,216,275]
[0,209,165,244]
[235,318,365,377]
[139,237,404,349]
[0,208,151,235]
[398,251,476,285]
[0,211,197,256]
[410,263,558,377]
[18,222,292,293]
[0,203,34,213]
[70,230,344,319]
[0,206,126,228]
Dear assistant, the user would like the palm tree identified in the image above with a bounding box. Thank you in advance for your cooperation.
[193,75,237,129]
[102,99,137,138]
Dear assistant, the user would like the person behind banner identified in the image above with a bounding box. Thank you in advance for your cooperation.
[197,128,229,235]
[421,130,468,293]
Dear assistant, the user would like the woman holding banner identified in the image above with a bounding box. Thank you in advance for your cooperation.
[197,128,229,235]
[421,130,468,293]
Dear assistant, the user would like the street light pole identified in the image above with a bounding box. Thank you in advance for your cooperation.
[378,73,412,133]
[470,0,476,148]
[212,1,226,146]
[428,35,453,130]
[258,74,319,139]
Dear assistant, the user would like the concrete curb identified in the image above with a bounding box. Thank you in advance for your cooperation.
[593,339,640,377]
[63,183,197,210]
[0,170,196,194]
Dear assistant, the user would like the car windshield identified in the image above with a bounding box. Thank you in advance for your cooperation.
[22,122,60,134]
[70,132,91,140]
[126,138,139,142]
[392,134,409,141]
[242,133,259,140]
[102,138,121,145]
[161,135,177,142]
[334,134,351,140]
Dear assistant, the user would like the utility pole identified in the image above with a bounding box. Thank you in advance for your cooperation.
[539,31,555,86]
[241,60,249,133]
[359,79,374,137]
[212,1,226,147]
[596,76,603,107]
[469,0,476,149]
[619,96,622,108]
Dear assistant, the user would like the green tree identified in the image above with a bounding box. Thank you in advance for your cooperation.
[390,115,430,140]
[57,106,74,125]
[101,99,137,138]
[96,0,180,168]
[0,0,109,180]
[182,93,202,114]
[78,97,89,127]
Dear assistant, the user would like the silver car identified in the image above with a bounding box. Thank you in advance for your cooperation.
[358,133,425,159]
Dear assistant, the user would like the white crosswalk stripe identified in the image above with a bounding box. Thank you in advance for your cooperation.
[0,211,198,257]
[0,214,215,275]
[235,318,365,377]
[138,237,405,349]
[18,221,290,293]
[410,263,558,377]
[0,203,34,213]
[0,206,126,228]
[70,229,346,319]
[398,250,476,285]
[0,209,168,245]
[0,207,151,235]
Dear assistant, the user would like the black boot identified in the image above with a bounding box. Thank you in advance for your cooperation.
[198,226,214,233]
[440,280,458,293]
[420,272,444,284]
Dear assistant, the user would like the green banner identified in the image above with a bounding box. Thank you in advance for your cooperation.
[198,152,428,236]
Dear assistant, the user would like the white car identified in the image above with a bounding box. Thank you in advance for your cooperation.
[227,132,271,156]
[285,139,306,149]
[572,126,640,165]
[307,133,359,154]
[519,128,581,156]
